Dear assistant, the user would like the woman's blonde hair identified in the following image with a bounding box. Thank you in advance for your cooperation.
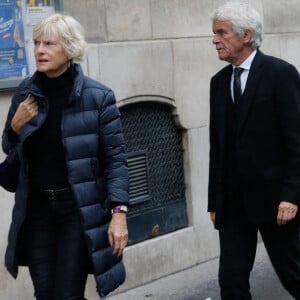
[33,13,87,63]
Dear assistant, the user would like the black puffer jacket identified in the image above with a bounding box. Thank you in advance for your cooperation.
[2,64,129,298]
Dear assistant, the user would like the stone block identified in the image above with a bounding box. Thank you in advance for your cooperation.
[151,0,214,38]
[64,0,107,43]
[260,34,300,72]
[279,35,300,71]
[173,38,226,129]
[98,41,173,101]
[84,45,101,82]
[112,228,200,292]
[263,0,300,33]
[106,0,151,41]
[184,127,219,259]
[260,35,281,58]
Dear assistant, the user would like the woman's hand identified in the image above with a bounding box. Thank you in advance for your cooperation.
[11,95,38,135]
[108,213,128,256]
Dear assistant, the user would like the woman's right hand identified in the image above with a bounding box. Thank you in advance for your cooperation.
[11,95,38,135]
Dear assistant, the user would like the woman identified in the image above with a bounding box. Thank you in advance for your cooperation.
[2,14,129,299]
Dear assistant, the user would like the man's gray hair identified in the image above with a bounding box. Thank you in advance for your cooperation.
[211,1,263,49]
[33,13,87,63]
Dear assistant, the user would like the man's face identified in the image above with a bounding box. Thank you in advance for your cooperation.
[212,19,246,65]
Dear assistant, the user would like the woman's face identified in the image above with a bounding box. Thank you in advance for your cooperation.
[34,33,70,78]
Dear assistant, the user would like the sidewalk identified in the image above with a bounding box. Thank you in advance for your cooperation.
[108,242,292,300]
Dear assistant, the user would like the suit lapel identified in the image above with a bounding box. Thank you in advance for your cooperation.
[215,66,232,148]
[237,50,265,136]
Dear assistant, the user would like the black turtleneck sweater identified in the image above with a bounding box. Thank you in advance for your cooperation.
[25,68,73,189]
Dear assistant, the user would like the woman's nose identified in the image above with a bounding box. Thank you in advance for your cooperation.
[35,43,45,52]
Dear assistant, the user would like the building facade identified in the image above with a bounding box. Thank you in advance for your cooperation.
[0,0,300,298]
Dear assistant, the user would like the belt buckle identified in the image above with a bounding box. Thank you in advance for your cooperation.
[49,190,55,200]
[40,187,70,200]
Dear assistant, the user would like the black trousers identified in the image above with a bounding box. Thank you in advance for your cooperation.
[24,189,90,300]
[219,198,300,300]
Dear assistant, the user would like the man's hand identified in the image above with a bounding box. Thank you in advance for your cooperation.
[210,211,216,225]
[108,213,128,256]
[11,95,38,135]
[277,201,298,226]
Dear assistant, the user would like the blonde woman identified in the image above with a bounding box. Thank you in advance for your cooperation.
[2,14,129,299]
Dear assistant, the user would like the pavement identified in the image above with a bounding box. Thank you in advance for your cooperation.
[107,241,293,300]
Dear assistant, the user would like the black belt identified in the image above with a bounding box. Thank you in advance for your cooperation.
[35,187,72,200]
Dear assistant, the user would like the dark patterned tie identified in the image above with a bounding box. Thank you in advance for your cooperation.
[233,67,244,105]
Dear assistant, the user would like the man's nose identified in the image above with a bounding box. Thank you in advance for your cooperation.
[212,35,219,44]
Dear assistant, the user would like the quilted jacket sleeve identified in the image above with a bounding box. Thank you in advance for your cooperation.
[98,90,129,206]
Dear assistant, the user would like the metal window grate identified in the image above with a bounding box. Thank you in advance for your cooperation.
[121,102,187,244]
[127,151,150,205]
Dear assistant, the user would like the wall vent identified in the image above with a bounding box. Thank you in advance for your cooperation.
[127,151,150,205]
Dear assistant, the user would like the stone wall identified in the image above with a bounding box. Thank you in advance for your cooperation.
[0,0,299,298]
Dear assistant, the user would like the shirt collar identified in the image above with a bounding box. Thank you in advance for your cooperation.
[233,49,257,71]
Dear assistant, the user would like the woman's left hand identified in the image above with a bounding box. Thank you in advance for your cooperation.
[108,213,128,256]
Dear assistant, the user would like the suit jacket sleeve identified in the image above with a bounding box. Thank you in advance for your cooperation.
[208,76,219,212]
[276,62,300,205]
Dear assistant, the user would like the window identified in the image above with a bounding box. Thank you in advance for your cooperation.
[121,102,188,244]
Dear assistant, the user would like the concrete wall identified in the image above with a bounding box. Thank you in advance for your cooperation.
[0,0,300,298]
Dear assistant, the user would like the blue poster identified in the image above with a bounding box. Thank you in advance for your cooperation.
[0,0,29,79]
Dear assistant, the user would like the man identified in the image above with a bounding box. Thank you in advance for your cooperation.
[208,2,300,299]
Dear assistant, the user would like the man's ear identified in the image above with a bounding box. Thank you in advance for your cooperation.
[243,29,253,44]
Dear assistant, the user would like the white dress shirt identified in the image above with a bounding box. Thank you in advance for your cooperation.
[231,49,257,102]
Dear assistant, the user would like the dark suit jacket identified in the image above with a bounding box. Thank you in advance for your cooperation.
[208,50,300,229]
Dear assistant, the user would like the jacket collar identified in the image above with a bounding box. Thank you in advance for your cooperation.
[21,63,84,105]
[236,49,265,135]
